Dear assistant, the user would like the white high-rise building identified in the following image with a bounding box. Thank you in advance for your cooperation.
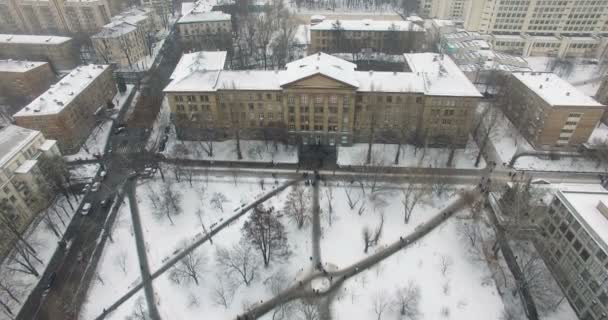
[464,0,608,37]
[418,0,468,20]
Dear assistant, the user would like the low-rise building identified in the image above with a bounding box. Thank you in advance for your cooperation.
[499,72,605,149]
[164,52,480,147]
[13,65,116,153]
[0,60,56,104]
[0,125,60,256]
[176,3,231,52]
[309,19,426,55]
[64,0,112,35]
[0,34,79,71]
[536,185,608,320]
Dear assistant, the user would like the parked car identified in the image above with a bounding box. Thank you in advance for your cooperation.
[99,170,107,180]
[80,203,92,216]
[113,126,126,135]
[91,182,101,192]
[100,195,113,209]
[82,184,91,193]
[45,272,57,290]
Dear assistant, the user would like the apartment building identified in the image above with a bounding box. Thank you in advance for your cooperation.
[500,71,605,149]
[0,125,60,256]
[0,60,56,104]
[464,0,608,37]
[13,65,116,153]
[0,0,27,33]
[309,19,426,55]
[536,185,608,320]
[91,8,157,69]
[140,0,172,22]
[418,0,468,20]
[164,52,481,147]
[176,3,231,52]
[0,34,80,71]
[63,0,112,35]
[18,0,69,34]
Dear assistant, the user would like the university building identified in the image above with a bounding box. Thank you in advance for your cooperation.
[499,71,605,149]
[309,19,426,55]
[0,125,60,257]
[536,185,608,320]
[164,52,481,148]
[14,65,116,153]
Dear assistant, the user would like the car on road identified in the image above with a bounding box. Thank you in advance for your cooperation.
[80,203,92,216]
[531,179,551,185]
[45,272,57,290]
[100,196,113,209]
[99,170,107,180]
[82,183,91,193]
[113,126,126,135]
[91,182,101,192]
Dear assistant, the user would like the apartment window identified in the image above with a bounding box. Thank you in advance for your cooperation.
[200,95,209,102]
[301,95,308,105]
[174,96,184,102]
[315,95,323,104]
[569,113,583,118]
[266,93,272,100]
[387,96,392,103]
[314,106,323,113]
[343,96,350,105]
[288,95,296,104]
[444,109,455,116]
[189,105,198,111]
[177,104,185,111]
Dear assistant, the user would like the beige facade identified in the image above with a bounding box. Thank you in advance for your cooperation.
[14,65,116,153]
[64,0,112,34]
[164,53,480,147]
[18,0,69,34]
[464,0,608,37]
[536,185,608,320]
[0,0,27,34]
[499,72,605,149]
[176,10,232,51]
[0,60,56,103]
[309,19,426,54]
[0,34,80,71]
[0,125,60,257]
[418,0,468,20]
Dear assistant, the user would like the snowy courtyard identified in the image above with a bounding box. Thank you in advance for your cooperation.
[78,170,516,320]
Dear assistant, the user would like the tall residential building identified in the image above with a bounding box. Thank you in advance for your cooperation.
[0,125,60,256]
[0,0,27,33]
[63,0,112,35]
[418,0,468,20]
[309,19,426,55]
[164,52,481,147]
[499,72,605,149]
[0,60,56,104]
[91,7,157,68]
[17,0,69,34]
[464,0,608,37]
[0,34,80,71]
[14,65,116,153]
[536,185,608,320]
[176,3,232,52]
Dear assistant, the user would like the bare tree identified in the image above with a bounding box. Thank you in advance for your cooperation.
[345,186,360,209]
[474,104,499,167]
[158,182,182,225]
[216,242,258,286]
[430,175,451,198]
[115,251,128,275]
[0,270,21,317]
[500,177,546,226]
[126,296,150,320]
[295,299,319,320]
[210,192,229,213]
[284,185,311,229]
[8,241,42,277]
[325,186,334,226]
[212,276,235,309]
[439,255,453,276]
[362,214,384,254]
[169,248,205,285]
[37,155,74,208]
[42,210,60,238]
[372,293,390,320]
[393,280,421,319]
[271,11,298,68]
[401,184,425,224]
[242,205,290,267]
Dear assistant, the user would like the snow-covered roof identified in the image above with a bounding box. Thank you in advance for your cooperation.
[38,139,56,151]
[178,10,230,24]
[285,52,356,71]
[164,70,222,92]
[217,71,282,90]
[15,159,38,174]
[355,71,425,93]
[0,60,47,73]
[558,184,608,249]
[282,52,358,87]
[492,34,525,41]
[0,34,71,45]
[0,125,39,168]
[170,51,227,81]
[432,19,456,27]
[15,65,109,116]
[310,19,424,32]
[512,72,604,107]
[181,2,195,15]
[92,21,137,38]
[403,53,482,97]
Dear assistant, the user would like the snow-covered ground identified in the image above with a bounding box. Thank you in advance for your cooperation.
[526,57,605,97]
[337,137,485,169]
[487,104,608,172]
[0,195,83,320]
[64,85,135,161]
[79,197,140,320]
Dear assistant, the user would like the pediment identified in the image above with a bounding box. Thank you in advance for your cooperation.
[282,73,357,89]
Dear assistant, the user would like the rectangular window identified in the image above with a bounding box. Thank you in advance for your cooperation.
[329,95,338,104]
[315,95,323,104]
[301,95,308,105]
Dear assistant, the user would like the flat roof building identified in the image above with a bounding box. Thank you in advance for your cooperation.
[0,34,79,71]
[0,60,56,104]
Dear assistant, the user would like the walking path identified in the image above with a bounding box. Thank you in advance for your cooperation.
[311,173,322,267]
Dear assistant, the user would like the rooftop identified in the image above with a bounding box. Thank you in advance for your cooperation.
[0,125,39,168]
[558,184,608,249]
[178,11,231,23]
[92,21,137,38]
[0,34,72,45]
[310,19,424,32]
[0,60,48,72]
[15,65,109,116]
[15,159,38,174]
[165,52,475,96]
[170,51,227,81]
[512,72,604,107]
[403,53,482,97]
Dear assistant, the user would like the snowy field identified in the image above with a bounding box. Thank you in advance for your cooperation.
[526,57,605,97]
[64,85,135,161]
[488,105,608,172]
[337,137,485,169]
[0,195,83,320]
[79,169,516,320]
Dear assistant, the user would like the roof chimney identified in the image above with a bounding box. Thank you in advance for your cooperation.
[566,92,570,96]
